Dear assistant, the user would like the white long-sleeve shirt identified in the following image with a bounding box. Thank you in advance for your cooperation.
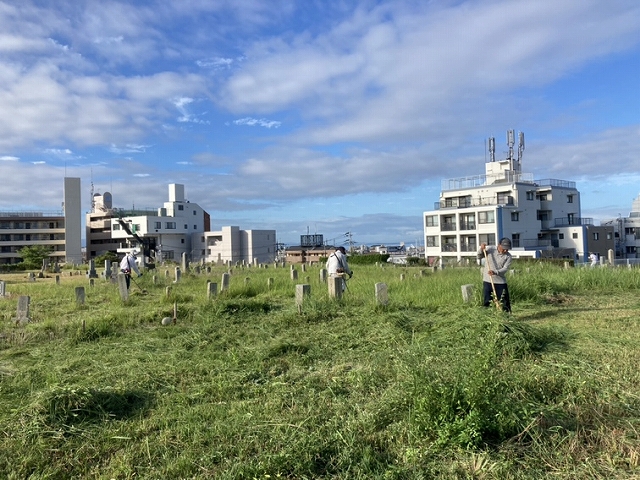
[326,250,351,276]
[119,254,140,275]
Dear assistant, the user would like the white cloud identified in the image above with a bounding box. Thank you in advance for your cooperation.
[233,117,281,128]
[0,156,19,161]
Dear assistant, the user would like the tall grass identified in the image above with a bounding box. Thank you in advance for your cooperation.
[1,261,640,478]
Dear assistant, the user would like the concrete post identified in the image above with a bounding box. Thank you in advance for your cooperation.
[375,283,388,305]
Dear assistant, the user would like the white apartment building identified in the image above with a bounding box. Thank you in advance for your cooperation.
[192,226,277,265]
[423,131,611,265]
[602,194,640,260]
[111,184,209,262]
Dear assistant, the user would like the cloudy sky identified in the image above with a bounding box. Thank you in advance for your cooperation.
[1,0,639,247]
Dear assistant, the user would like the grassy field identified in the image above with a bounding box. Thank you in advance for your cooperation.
[1,261,640,479]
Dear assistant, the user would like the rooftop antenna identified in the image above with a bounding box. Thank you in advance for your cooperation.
[488,137,496,162]
[507,129,515,162]
[517,131,525,162]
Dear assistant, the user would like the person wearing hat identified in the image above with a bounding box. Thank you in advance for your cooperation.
[478,238,512,312]
[326,246,353,292]
[119,248,142,290]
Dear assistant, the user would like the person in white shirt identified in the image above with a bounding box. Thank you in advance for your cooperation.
[326,246,352,292]
[589,252,598,267]
[119,248,142,290]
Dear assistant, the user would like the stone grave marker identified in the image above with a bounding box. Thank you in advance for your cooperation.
[221,272,230,293]
[375,283,388,305]
[13,296,31,324]
[295,284,311,313]
[75,286,86,305]
[117,273,129,301]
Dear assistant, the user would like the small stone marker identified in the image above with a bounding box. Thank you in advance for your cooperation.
[319,268,327,283]
[221,272,230,292]
[55,275,60,285]
[290,269,298,281]
[174,267,181,283]
[181,252,189,271]
[328,276,343,299]
[87,259,98,279]
[165,286,171,297]
[117,273,129,301]
[301,264,307,272]
[207,282,217,299]
[400,274,405,281]
[152,275,157,284]
[461,284,474,303]
[161,316,173,326]
[75,286,85,305]
[244,277,250,285]
[0,280,5,297]
[104,260,112,279]
[28,272,35,282]
[375,283,388,305]
[296,284,311,313]
[13,296,31,324]
[194,266,201,275]
[267,278,274,289]
[89,278,94,287]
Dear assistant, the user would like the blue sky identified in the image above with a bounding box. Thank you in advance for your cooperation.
[0,0,639,247]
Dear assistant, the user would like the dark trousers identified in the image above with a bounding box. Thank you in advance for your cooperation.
[483,281,511,312]
[121,270,131,289]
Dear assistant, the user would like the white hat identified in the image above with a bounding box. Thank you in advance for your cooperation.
[131,248,139,256]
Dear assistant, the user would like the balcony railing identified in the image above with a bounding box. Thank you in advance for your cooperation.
[460,243,477,252]
[441,223,456,232]
[441,243,458,252]
[459,222,476,231]
[436,195,514,210]
[553,217,593,227]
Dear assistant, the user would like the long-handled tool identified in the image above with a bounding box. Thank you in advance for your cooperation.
[483,248,502,311]
[129,274,148,294]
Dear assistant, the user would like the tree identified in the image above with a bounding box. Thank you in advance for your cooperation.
[17,245,53,269]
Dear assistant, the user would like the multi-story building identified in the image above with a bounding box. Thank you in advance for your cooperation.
[0,177,82,265]
[192,226,277,264]
[602,194,640,261]
[109,183,210,262]
[423,131,612,265]
[91,183,277,265]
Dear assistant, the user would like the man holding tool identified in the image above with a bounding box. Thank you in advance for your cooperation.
[478,238,512,312]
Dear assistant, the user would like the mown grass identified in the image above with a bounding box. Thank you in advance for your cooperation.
[0,261,639,478]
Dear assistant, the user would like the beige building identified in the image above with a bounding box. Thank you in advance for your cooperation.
[0,177,82,265]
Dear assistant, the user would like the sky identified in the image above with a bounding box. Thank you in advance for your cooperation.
[0,0,639,248]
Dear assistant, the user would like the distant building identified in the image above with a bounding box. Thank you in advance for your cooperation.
[193,226,277,264]
[0,177,82,265]
[87,183,276,265]
[423,130,612,265]
[603,194,640,260]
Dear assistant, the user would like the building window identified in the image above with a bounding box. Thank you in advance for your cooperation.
[497,192,512,205]
[572,232,578,239]
[166,222,176,229]
[511,212,519,221]
[537,193,548,201]
[154,222,162,229]
[181,238,185,244]
[426,236,439,247]
[113,224,120,231]
[567,194,574,203]
[184,224,188,229]
[479,234,496,246]
[593,232,599,241]
[193,210,197,215]
[425,215,438,227]
[526,191,534,200]
[559,233,564,239]
[194,225,197,230]
[607,232,612,240]
[178,205,184,211]
[511,234,520,248]
[478,211,495,224]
